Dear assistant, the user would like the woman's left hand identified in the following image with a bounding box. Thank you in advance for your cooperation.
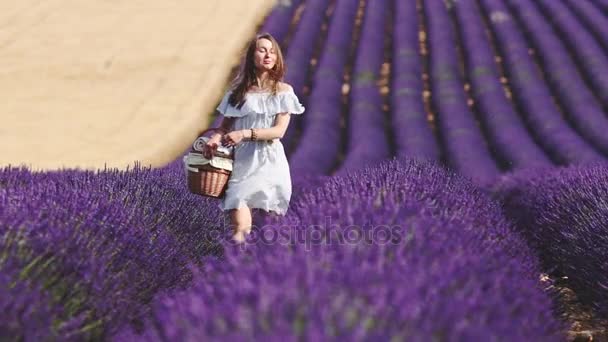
[221,130,245,147]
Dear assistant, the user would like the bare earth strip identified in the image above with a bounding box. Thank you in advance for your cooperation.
[0,0,275,171]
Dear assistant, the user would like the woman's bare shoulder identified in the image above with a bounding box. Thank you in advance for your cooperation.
[277,82,294,92]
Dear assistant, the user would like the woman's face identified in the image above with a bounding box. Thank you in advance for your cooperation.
[253,38,277,72]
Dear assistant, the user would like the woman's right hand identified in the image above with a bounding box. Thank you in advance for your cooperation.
[202,135,221,159]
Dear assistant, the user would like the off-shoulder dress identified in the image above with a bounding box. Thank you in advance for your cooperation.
[215,88,305,216]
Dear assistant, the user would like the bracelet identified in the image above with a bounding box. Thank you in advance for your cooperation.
[250,128,258,141]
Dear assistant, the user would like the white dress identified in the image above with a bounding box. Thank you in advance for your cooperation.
[215,88,305,216]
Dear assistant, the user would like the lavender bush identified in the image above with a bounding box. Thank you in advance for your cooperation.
[493,162,608,318]
[115,158,564,341]
[0,259,81,341]
[0,160,225,340]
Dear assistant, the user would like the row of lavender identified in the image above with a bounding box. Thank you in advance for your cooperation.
[277,0,330,155]
[424,0,501,185]
[453,0,550,170]
[332,0,391,176]
[478,0,602,165]
[116,159,564,340]
[417,0,608,177]
[505,0,608,155]
[289,0,360,175]
[0,160,226,340]
[283,0,608,186]
[440,0,608,168]
[536,0,608,109]
[390,0,439,162]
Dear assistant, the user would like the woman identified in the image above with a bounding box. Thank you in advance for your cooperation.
[202,32,305,244]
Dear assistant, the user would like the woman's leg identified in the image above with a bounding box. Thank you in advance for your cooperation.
[229,206,252,243]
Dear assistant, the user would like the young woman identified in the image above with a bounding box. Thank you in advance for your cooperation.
[202,32,305,243]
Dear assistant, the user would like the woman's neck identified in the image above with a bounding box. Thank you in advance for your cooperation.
[254,70,272,89]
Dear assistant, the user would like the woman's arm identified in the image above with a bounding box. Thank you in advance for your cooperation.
[206,114,235,141]
[240,112,291,140]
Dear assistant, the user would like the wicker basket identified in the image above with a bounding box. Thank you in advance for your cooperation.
[187,162,231,198]
[185,128,234,198]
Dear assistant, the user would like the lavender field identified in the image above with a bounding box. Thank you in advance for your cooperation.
[3,0,608,340]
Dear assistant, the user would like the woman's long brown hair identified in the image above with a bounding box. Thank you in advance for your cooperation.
[227,32,286,109]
